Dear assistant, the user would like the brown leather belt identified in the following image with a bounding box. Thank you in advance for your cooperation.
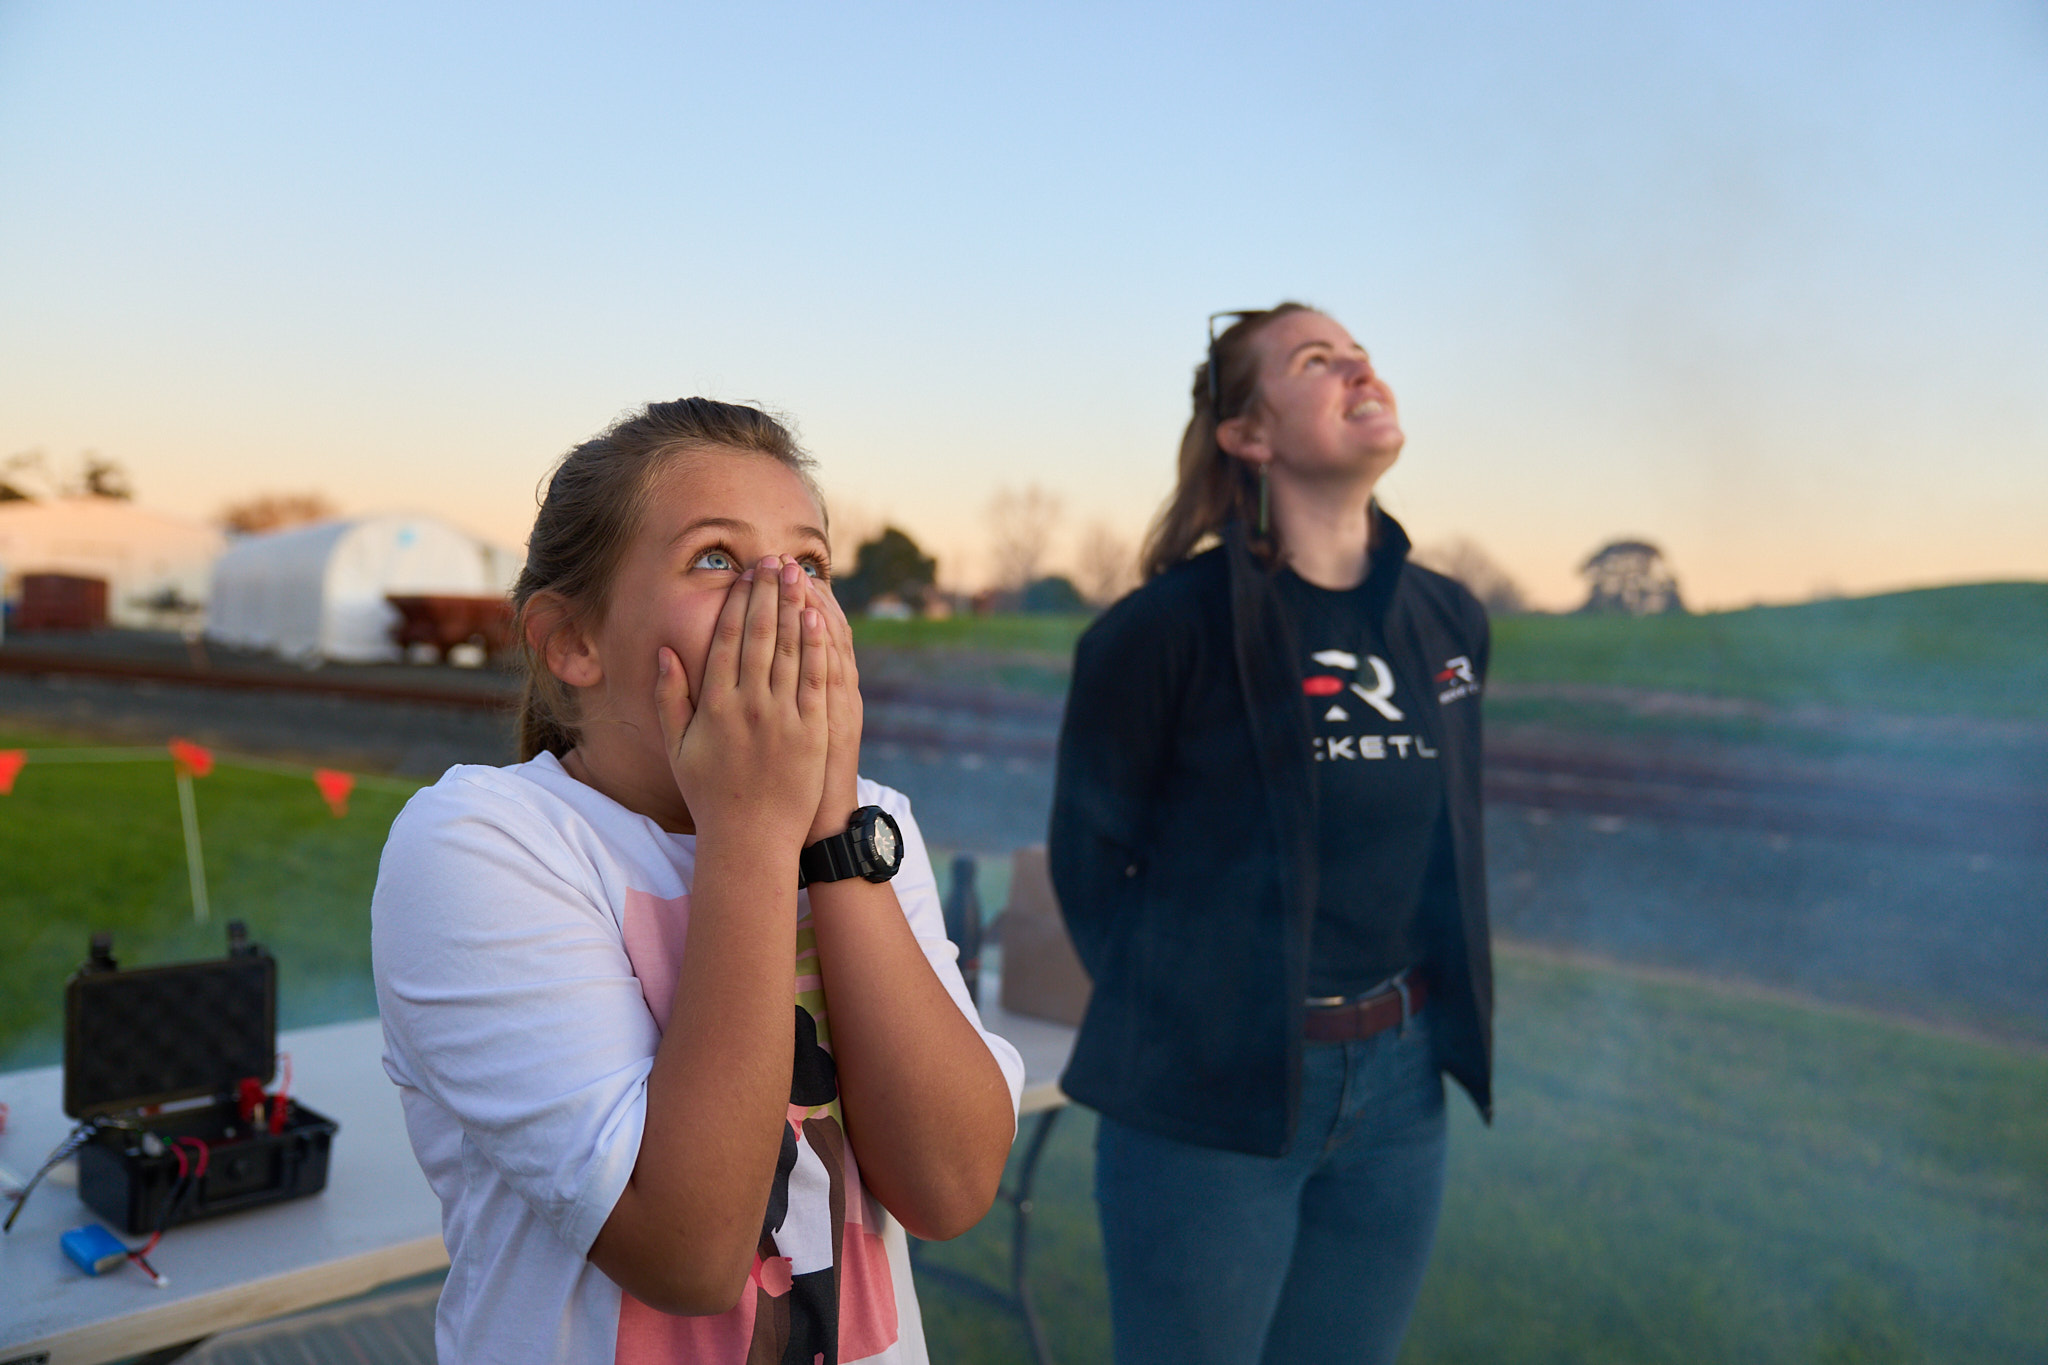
[1303,976,1427,1041]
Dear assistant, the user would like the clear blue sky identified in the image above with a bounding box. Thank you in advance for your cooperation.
[3,0,2042,607]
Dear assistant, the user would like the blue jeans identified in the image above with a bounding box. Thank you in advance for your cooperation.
[1093,1007,1449,1365]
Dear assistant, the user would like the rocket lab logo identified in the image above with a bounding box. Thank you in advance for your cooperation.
[1303,648,1404,722]
[1435,655,1480,705]
[1302,647,1438,761]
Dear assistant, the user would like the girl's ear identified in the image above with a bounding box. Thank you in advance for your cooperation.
[526,592,603,688]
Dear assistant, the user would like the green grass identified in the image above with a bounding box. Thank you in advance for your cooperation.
[0,727,421,1068]
[851,612,1093,657]
[1467,582,2046,722]
[854,583,2048,724]
[6,729,2043,1361]
[914,950,2048,1364]
[852,614,1089,698]
[1410,954,2048,1364]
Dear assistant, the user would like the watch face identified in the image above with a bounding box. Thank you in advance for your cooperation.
[852,807,904,882]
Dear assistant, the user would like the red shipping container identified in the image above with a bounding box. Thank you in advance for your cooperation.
[15,574,109,631]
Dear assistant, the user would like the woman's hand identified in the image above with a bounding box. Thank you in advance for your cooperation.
[659,555,830,847]
[804,575,865,844]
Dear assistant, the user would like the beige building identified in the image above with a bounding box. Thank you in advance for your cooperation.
[0,496,226,630]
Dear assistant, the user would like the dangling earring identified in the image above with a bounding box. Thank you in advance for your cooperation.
[1257,463,1271,539]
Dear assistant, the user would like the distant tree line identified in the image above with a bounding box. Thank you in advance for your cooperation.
[0,449,134,502]
[835,511,1697,620]
[1406,533,1691,617]
[219,492,339,535]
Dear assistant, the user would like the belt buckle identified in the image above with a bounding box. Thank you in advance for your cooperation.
[1393,974,1413,1038]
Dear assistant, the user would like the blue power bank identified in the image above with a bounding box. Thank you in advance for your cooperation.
[62,1224,129,1275]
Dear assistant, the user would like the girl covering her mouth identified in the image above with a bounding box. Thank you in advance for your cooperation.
[373,398,1022,1364]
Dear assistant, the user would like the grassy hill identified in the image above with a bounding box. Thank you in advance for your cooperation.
[1489,582,2048,722]
[853,581,2048,722]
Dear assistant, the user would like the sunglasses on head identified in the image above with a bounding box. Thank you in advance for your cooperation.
[1206,309,1261,416]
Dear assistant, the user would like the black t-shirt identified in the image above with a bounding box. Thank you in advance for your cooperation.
[1276,555,1446,998]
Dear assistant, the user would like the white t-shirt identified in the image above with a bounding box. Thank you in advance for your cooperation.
[372,754,1024,1364]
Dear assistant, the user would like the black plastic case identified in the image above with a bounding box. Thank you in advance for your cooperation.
[62,923,339,1236]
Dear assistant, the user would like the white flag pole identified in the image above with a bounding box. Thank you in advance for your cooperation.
[175,769,210,924]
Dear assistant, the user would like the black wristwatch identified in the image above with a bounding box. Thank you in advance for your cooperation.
[798,806,904,888]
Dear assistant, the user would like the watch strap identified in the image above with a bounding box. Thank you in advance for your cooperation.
[797,830,863,888]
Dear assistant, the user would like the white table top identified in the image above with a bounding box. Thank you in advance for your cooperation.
[0,1018,446,1365]
[1,995,1076,1365]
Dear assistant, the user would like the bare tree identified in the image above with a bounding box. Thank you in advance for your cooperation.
[1074,520,1137,606]
[986,486,1064,590]
[78,453,133,499]
[220,492,340,536]
[1,449,131,502]
[0,449,52,501]
[1411,537,1529,616]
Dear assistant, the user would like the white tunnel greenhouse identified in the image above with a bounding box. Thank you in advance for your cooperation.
[207,515,521,662]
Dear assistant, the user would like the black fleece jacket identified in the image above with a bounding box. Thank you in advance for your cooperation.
[1049,512,1493,1156]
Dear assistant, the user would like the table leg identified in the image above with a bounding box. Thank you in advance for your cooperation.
[910,1106,1064,1365]
[1009,1107,1061,1365]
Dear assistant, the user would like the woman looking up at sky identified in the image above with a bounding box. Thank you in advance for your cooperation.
[372,398,1023,1364]
[1051,304,1495,1365]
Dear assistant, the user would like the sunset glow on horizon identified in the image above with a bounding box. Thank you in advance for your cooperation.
[3,1,2042,612]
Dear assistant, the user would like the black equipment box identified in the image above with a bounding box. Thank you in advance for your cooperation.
[62,922,339,1236]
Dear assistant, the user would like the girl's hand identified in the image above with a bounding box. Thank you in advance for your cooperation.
[657,556,829,845]
[804,576,864,844]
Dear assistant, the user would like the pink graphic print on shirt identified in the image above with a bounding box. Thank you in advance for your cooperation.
[614,888,899,1364]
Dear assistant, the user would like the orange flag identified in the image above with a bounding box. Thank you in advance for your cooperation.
[168,739,214,778]
[313,769,355,818]
[0,750,24,795]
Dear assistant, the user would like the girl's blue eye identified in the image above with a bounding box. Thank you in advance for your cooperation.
[801,561,822,578]
[693,550,737,571]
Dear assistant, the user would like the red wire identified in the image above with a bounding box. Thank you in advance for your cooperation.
[131,1136,211,1265]
[270,1054,293,1135]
